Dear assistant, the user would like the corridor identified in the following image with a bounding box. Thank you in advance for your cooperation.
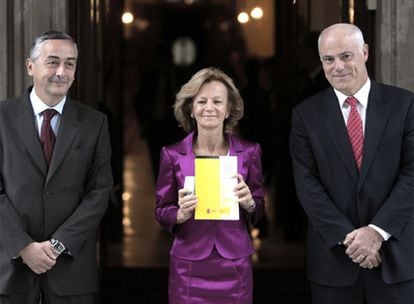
[101,108,308,303]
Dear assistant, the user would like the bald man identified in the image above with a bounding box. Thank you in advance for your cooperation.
[290,23,414,304]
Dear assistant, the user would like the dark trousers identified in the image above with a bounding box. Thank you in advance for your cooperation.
[0,276,96,304]
[311,268,414,304]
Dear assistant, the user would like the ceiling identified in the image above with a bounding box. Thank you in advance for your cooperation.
[128,0,235,6]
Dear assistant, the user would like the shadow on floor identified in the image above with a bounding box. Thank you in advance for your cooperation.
[100,266,310,304]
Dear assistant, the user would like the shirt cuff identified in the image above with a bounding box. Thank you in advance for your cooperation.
[369,224,391,241]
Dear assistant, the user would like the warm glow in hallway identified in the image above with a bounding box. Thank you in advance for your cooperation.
[105,107,305,269]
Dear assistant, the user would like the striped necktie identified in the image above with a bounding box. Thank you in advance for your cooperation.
[345,96,363,170]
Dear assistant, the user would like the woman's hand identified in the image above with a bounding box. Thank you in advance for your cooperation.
[177,188,198,224]
[234,174,256,212]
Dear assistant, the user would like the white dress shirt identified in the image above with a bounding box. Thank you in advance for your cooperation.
[30,88,66,136]
[333,79,391,242]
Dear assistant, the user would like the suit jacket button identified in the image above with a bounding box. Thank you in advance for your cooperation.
[359,191,366,200]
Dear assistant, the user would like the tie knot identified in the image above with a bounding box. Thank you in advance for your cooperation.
[42,109,57,121]
[345,96,359,108]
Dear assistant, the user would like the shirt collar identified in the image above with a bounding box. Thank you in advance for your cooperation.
[30,87,66,116]
[334,78,371,108]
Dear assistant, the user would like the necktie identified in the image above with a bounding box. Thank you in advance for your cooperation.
[40,109,57,166]
[345,96,363,170]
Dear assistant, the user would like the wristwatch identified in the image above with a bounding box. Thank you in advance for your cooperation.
[50,238,66,255]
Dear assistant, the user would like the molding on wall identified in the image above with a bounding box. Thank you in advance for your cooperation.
[376,0,414,91]
[0,0,69,99]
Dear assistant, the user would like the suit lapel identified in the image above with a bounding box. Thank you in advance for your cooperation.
[359,82,390,184]
[47,99,82,183]
[320,89,359,180]
[176,132,245,178]
[228,134,244,175]
[178,155,195,178]
[177,132,196,178]
[13,93,48,174]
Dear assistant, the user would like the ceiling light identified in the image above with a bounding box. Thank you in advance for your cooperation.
[250,7,263,19]
[122,12,134,24]
[237,12,249,24]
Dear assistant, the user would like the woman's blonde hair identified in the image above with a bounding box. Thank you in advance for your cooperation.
[174,67,244,133]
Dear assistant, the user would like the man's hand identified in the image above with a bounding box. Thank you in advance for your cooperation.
[19,241,57,274]
[359,251,382,269]
[343,226,383,268]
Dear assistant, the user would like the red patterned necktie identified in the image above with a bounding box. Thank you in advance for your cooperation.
[345,96,363,170]
[40,109,57,166]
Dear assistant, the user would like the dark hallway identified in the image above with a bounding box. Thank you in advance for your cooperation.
[98,1,322,302]
[1,0,413,303]
[100,100,308,303]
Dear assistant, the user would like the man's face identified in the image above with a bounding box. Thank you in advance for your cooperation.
[26,39,77,106]
[319,29,368,96]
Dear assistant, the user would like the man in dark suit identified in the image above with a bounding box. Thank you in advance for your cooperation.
[0,31,113,303]
[290,23,413,303]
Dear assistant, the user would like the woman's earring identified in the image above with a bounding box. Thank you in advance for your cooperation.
[191,113,194,118]
[225,114,229,119]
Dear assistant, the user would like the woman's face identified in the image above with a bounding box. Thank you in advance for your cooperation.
[191,80,229,132]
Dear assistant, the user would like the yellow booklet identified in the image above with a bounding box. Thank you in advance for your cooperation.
[194,156,239,220]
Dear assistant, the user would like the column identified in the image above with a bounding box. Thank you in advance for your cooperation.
[0,0,69,100]
[376,0,414,91]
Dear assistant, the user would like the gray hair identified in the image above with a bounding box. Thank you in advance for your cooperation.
[30,31,78,61]
[318,23,365,54]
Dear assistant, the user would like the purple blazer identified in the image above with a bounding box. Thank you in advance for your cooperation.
[155,131,265,260]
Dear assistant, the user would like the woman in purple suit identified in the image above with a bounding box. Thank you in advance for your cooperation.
[155,67,266,303]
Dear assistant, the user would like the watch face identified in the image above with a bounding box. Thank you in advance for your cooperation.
[172,37,197,67]
[55,244,65,254]
[50,239,65,254]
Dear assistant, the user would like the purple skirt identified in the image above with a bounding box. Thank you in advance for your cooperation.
[168,248,253,304]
